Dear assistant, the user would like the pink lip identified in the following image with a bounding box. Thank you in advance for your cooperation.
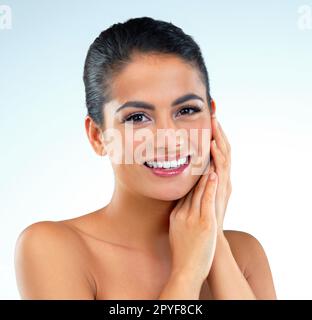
[143,155,191,177]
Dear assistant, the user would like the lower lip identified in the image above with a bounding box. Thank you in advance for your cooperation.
[143,156,191,177]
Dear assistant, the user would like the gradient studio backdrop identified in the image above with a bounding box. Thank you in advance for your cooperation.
[1,1,311,299]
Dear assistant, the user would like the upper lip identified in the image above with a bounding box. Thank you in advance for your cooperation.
[144,153,191,163]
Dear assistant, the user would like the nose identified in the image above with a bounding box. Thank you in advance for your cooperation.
[154,116,185,152]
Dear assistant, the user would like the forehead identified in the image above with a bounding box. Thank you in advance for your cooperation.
[110,53,207,104]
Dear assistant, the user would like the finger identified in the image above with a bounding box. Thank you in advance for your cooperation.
[200,171,218,220]
[190,174,209,216]
[211,139,227,170]
[217,121,231,153]
[209,156,216,172]
[211,116,227,154]
[179,188,194,217]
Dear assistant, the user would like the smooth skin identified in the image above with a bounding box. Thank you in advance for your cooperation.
[15,53,276,300]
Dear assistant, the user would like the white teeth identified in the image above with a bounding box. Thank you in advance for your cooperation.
[145,156,188,169]
[163,162,170,169]
[156,162,163,168]
[171,160,178,167]
[178,157,187,165]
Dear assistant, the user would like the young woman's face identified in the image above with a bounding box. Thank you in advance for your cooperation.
[103,53,212,200]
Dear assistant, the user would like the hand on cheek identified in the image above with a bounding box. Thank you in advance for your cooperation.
[210,113,232,232]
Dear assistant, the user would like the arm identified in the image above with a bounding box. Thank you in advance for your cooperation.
[207,231,277,299]
[208,114,276,299]
[159,170,220,300]
[14,221,95,299]
[158,272,203,300]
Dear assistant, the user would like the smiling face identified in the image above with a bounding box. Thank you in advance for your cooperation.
[101,53,213,201]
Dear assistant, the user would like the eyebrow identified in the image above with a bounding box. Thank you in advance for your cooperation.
[115,93,204,113]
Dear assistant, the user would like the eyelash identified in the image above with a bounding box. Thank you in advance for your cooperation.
[122,105,202,123]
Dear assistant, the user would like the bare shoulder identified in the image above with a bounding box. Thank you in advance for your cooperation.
[15,220,96,299]
[16,220,89,252]
[223,230,277,299]
[223,230,269,273]
[224,230,264,259]
[224,229,261,244]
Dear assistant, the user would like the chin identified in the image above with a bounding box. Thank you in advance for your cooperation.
[143,183,194,201]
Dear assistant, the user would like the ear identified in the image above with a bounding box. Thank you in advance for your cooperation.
[84,115,107,156]
[210,98,217,116]
[209,98,217,142]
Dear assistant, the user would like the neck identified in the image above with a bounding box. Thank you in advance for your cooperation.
[102,181,177,253]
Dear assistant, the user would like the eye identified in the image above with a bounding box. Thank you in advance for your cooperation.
[122,112,150,124]
[176,105,202,117]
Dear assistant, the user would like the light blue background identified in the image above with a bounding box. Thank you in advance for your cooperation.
[1,0,311,299]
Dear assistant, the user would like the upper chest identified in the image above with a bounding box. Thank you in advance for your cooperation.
[81,235,212,300]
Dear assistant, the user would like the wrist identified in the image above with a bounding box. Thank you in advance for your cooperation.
[217,227,225,239]
[159,271,202,300]
[216,230,230,248]
[170,270,203,292]
[209,231,230,269]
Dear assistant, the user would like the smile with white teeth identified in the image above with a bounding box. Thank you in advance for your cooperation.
[144,155,189,169]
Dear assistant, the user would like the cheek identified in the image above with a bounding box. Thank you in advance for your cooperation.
[122,130,154,164]
[187,119,211,154]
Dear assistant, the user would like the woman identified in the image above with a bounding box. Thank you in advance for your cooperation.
[14,17,276,299]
